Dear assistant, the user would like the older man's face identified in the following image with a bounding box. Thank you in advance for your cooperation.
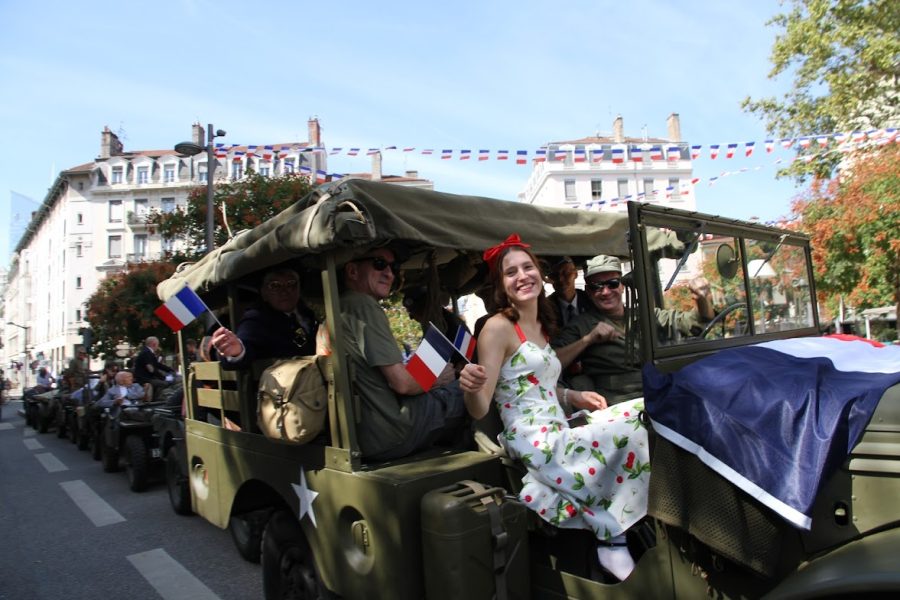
[117,371,134,387]
[348,248,397,300]
[261,272,300,313]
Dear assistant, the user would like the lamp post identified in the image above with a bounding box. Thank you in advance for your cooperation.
[175,123,226,254]
[6,321,30,391]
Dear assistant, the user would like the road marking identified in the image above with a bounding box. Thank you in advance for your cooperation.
[23,427,36,437]
[59,480,125,527]
[127,548,220,600]
[24,438,44,450]
[35,452,68,472]
[0,422,13,430]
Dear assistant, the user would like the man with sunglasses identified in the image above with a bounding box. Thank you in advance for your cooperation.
[553,254,714,406]
[340,246,466,461]
[212,267,318,369]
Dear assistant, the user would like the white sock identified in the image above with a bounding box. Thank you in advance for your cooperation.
[597,534,635,581]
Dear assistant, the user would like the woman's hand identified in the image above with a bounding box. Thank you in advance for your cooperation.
[572,390,607,411]
[459,363,487,394]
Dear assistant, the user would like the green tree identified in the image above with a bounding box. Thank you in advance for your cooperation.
[84,262,203,359]
[791,143,900,332]
[743,0,900,181]
[147,171,315,258]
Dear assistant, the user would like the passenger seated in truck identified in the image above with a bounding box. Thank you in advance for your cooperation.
[459,235,650,582]
[553,254,714,406]
[93,370,146,409]
[211,267,318,369]
[339,245,467,462]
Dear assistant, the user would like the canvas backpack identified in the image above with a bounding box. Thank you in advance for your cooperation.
[257,355,328,444]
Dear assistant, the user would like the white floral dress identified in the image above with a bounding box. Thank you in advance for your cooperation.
[495,323,650,540]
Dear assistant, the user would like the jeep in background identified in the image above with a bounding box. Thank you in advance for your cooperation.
[156,179,900,599]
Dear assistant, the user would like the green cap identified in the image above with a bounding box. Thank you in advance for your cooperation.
[585,255,622,277]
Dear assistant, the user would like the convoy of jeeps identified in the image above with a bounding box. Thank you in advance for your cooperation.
[19,179,900,599]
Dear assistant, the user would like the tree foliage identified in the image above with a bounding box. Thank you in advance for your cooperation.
[743,0,900,181]
[791,143,900,330]
[84,262,200,359]
[147,171,316,258]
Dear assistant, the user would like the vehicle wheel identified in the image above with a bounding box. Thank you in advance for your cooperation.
[101,434,119,472]
[125,435,150,492]
[230,510,271,563]
[38,410,51,433]
[24,404,33,427]
[165,446,192,515]
[30,405,41,431]
[56,412,67,438]
[67,414,79,444]
[91,426,102,460]
[261,509,332,599]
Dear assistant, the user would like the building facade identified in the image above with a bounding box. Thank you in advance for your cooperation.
[2,119,325,381]
[519,113,697,213]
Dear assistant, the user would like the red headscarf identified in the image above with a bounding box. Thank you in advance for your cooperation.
[483,233,531,273]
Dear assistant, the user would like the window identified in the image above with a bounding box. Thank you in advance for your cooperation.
[75,243,82,257]
[161,198,175,213]
[111,166,123,184]
[76,276,82,289]
[77,182,83,191]
[199,163,208,183]
[283,159,295,174]
[643,178,655,195]
[137,166,149,184]
[259,166,270,177]
[134,235,147,257]
[564,179,576,202]
[617,178,629,199]
[232,162,243,180]
[164,164,175,183]
[76,309,82,321]
[76,213,83,225]
[108,235,122,258]
[109,200,123,222]
[591,180,603,201]
[134,198,148,217]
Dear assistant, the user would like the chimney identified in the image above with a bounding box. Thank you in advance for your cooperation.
[372,151,382,182]
[613,115,624,143]
[100,126,124,159]
[667,113,681,142]
[308,117,321,147]
[192,123,206,145]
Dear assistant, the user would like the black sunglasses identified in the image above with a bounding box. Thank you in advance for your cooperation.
[353,256,401,275]
[586,278,622,292]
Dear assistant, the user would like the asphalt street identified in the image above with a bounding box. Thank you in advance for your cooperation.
[0,398,263,599]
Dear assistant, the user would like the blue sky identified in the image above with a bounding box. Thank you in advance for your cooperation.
[0,0,805,266]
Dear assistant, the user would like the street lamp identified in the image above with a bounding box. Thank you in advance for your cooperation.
[174,123,226,254]
[6,321,30,390]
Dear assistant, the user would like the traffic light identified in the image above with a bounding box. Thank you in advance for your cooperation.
[78,327,93,352]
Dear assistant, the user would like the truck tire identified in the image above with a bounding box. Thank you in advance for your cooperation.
[56,412,67,438]
[38,409,51,433]
[125,435,150,492]
[91,426,102,460]
[166,446,192,515]
[67,413,79,444]
[230,509,272,563]
[261,509,332,599]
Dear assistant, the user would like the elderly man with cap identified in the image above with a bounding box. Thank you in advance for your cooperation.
[545,256,592,328]
[552,254,714,406]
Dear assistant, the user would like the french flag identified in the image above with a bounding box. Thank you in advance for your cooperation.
[497,150,509,160]
[452,325,476,361]
[403,147,416,152]
[315,170,328,183]
[725,143,738,158]
[422,149,434,155]
[154,286,209,333]
[459,149,471,160]
[744,141,755,157]
[573,148,586,163]
[649,146,663,161]
[611,148,624,163]
[690,145,701,160]
[348,148,359,156]
[406,324,458,391]
[644,336,900,530]
[329,147,342,155]
[554,148,567,161]
[366,148,379,155]
[515,150,527,164]
[764,139,774,153]
[478,149,490,161]
[709,145,720,159]
[667,145,680,161]
[533,149,547,163]
[441,149,453,159]
[631,147,644,162]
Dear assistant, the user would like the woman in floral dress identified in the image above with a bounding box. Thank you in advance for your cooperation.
[459,234,650,581]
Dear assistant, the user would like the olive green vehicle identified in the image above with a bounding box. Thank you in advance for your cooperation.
[157,180,900,599]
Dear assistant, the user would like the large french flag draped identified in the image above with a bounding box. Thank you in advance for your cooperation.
[643,337,900,530]
[406,324,458,391]
[154,286,209,332]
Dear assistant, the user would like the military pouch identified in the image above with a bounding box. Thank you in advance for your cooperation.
[257,355,328,444]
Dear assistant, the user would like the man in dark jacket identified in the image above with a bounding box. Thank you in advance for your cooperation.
[545,256,591,328]
[133,336,175,390]
[211,267,318,369]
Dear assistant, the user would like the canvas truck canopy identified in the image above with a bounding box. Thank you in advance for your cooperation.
[157,178,683,301]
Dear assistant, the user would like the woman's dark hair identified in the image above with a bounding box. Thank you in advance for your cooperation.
[489,244,558,338]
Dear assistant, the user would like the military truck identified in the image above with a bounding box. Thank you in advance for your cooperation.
[99,401,169,491]
[156,179,900,599]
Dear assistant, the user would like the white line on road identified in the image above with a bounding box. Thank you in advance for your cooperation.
[0,422,13,430]
[24,438,44,450]
[23,427,35,437]
[59,480,125,527]
[35,452,68,472]
[127,548,221,600]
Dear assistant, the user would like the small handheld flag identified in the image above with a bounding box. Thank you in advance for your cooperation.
[452,325,476,361]
[154,285,217,332]
[405,324,460,392]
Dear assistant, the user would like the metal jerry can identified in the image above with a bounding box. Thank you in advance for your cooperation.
[421,480,530,600]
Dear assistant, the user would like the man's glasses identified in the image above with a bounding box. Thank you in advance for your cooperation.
[265,279,298,292]
[586,278,622,292]
[353,256,401,275]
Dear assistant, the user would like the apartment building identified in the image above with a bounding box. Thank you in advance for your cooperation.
[3,119,324,378]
